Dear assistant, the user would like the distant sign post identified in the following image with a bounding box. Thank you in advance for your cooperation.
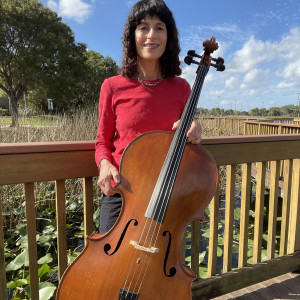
[47,99,53,114]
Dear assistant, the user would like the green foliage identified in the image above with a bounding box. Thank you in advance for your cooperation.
[192,194,282,279]
[197,104,299,117]
[0,108,8,115]
[0,0,119,125]
[3,179,100,299]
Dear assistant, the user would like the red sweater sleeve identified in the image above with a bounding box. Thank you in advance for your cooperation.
[95,79,115,168]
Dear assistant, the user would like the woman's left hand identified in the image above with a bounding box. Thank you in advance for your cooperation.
[172,119,202,144]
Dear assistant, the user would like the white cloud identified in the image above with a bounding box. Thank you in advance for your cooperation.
[276,81,294,89]
[47,0,58,11]
[225,76,238,89]
[47,0,93,23]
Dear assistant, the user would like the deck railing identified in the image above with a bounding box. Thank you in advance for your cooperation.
[1,135,300,299]
[244,120,300,135]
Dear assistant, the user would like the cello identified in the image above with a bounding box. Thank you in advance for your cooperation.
[57,37,225,300]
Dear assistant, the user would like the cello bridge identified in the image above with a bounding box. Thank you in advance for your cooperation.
[129,240,159,254]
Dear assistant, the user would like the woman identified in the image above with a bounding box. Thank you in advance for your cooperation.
[95,0,202,234]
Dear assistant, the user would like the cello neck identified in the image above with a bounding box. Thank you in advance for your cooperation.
[145,36,224,223]
[144,65,209,223]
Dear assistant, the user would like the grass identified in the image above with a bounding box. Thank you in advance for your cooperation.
[0,108,98,143]
[1,115,62,126]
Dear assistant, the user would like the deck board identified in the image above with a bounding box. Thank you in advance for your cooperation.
[211,272,300,299]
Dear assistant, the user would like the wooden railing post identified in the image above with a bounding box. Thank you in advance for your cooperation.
[238,163,251,268]
[267,161,280,260]
[0,199,7,300]
[287,158,300,253]
[223,164,236,273]
[25,183,39,300]
[280,159,293,255]
[207,170,220,277]
[253,162,266,264]
[191,220,200,278]
[55,180,67,280]
[83,177,94,239]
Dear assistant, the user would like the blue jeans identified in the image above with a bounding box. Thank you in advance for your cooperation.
[99,194,122,234]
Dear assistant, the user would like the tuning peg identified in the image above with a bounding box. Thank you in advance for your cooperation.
[184,55,199,66]
[213,57,224,64]
[187,50,202,59]
[211,63,225,71]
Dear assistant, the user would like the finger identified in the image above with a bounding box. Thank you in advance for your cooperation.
[190,138,202,144]
[172,119,180,130]
[99,178,113,195]
[111,168,121,184]
[187,121,202,144]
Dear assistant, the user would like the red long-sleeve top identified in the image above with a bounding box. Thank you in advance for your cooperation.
[95,75,191,170]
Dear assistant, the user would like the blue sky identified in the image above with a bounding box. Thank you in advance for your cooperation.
[41,0,300,111]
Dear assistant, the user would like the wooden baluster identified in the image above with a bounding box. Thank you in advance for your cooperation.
[287,158,300,253]
[253,162,266,264]
[207,168,220,277]
[83,177,94,240]
[280,159,293,255]
[223,164,236,273]
[56,179,67,280]
[0,198,7,300]
[191,220,200,278]
[181,230,186,265]
[267,161,280,260]
[238,163,251,268]
[25,183,39,300]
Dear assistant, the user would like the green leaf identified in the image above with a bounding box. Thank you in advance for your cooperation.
[6,249,29,271]
[16,235,28,248]
[232,244,239,254]
[7,279,28,288]
[39,282,56,300]
[201,228,210,238]
[234,208,241,220]
[42,225,56,234]
[38,253,53,265]
[67,251,80,265]
[261,249,268,261]
[199,265,207,279]
[217,247,223,257]
[249,210,255,218]
[37,234,54,247]
[38,264,52,279]
[199,251,206,264]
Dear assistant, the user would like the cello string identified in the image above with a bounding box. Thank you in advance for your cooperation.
[152,65,207,226]
[147,66,207,251]
[140,65,206,251]
[122,64,208,296]
[129,66,207,292]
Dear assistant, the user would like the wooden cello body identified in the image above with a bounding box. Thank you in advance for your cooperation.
[57,132,217,299]
[57,37,225,299]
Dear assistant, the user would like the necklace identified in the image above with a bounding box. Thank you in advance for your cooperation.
[136,76,164,87]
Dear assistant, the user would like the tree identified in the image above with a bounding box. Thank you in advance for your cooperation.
[72,51,119,109]
[0,0,86,126]
[268,107,282,117]
[249,107,260,116]
[28,50,119,112]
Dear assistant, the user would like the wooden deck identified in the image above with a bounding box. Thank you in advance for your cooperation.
[212,272,300,299]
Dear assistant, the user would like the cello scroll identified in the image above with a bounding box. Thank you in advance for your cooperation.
[184,36,225,71]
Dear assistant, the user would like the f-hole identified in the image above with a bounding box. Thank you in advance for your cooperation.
[104,219,138,256]
[163,230,176,277]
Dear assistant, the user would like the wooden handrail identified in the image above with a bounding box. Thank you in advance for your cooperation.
[1,135,300,299]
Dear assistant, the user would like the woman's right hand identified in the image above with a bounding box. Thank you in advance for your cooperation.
[97,159,121,195]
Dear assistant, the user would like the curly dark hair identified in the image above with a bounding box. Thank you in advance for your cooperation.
[120,0,181,78]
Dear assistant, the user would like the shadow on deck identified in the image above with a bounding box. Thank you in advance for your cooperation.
[212,271,300,300]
